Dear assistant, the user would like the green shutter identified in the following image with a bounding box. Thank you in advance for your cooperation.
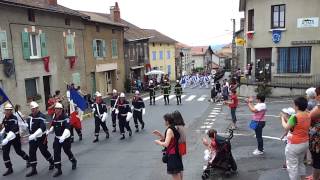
[112,39,118,58]
[102,40,106,57]
[40,33,47,57]
[66,34,75,57]
[0,31,9,60]
[21,31,30,59]
[72,72,81,87]
[92,39,98,58]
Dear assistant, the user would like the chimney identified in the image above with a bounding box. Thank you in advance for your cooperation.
[110,2,121,23]
[47,0,57,6]
[240,18,245,30]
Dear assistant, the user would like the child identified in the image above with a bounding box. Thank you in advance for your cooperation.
[202,129,218,164]
[225,90,239,130]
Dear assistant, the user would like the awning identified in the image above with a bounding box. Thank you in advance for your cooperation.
[96,63,117,72]
[130,65,144,70]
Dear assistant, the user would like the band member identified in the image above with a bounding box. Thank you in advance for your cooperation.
[116,93,133,140]
[47,102,77,177]
[25,101,54,177]
[1,103,29,176]
[92,92,109,143]
[174,80,183,105]
[132,91,146,132]
[110,89,118,132]
[149,80,156,105]
[162,79,171,105]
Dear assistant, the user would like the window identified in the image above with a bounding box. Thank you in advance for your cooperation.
[28,9,35,22]
[29,34,41,58]
[278,47,311,73]
[25,78,38,101]
[167,65,171,78]
[66,34,75,57]
[93,39,106,58]
[96,25,100,32]
[167,51,171,59]
[65,18,71,26]
[21,32,47,59]
[159,51,163,60]
[271,5,285,29]
[111,39,118,58]
[0,31,9,60]
[152,51,156,60]
[248,9,254,31]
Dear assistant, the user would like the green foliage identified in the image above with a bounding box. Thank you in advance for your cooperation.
[255,84,272,97]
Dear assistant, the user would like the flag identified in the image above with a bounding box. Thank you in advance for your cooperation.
[0,87,9,106]
[69,100,82,129]
[70,89,87,111]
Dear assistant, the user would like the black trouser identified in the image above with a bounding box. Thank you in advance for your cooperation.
[176,95,182,105]
[70,126,82,139]
[29,135,53,166]
[94,117,108,137]
[150,95,155,105]
[254,121,265,152]
[164,95,169,104]
[133,110,144,129]
[111,111,117,128]
[3,135,29,168]
[118,116,131,135]
[53,137,75,168]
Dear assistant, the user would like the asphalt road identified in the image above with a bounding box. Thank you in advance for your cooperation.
[0,87,311,180]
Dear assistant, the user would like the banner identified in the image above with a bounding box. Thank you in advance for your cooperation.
[69,56,76,69]
[0,87,9,106]
[70,89,87,111]
[3,59,15,78]
[42,56,50,72]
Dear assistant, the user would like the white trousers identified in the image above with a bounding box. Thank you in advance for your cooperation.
[285,142,309,180]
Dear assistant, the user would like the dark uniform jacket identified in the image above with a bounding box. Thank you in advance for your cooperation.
[149,85,156,97]
[132,96,145,112]
[162,83,171,95]
[27,112,47,135]
[110,95,118,109]
[92,102,108,119]
[117,100,131,117]
[52,113,70,137]
[174,84,183,96]
[2,114,19,138]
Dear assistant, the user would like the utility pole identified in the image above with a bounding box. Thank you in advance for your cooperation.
[231,18,236,74]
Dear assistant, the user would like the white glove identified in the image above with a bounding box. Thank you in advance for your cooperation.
[1,139,9,146]
[142,108,146,115]
[46,127,54,136]
[102,112,108,122]
[131,106,134,111]
[59,129,71,143]
[115,109,119,114]
[126,112,133,122]
[2,131,16,146]
[29,128,43,141]
[92,108,96,112]
[0,128,5,137]
[204,149,210,161]
[28,134,36,141]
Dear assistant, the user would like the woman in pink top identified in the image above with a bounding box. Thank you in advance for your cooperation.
[246,94,267,155]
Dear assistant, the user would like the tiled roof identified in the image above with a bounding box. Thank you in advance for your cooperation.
[143,29,177,44]
[0,0,88,18]
[176,42,191,49]
[191,46,209,56]
[79,11,126,27]
[120,20,152,41]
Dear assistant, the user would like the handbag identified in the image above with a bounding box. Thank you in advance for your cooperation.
[162,151,168,163]
[249,120,258,130]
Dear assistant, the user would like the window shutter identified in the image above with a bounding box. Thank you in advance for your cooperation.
[92,39,98,58]
[72,72,81,87]
[112,39,118,58]
[21,31,31,59]
[66,34,75,57]
[40,33,48,57]
[102,40,106,57]
[0,31,9,60]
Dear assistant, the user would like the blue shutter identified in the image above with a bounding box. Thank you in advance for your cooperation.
[159,51,163,60]
[167,65,171,78]
[289,47,299,73]
[0,31,9,60]
[152,51,156,60]
[278,48,288,73]
[300,47,311,73]
[92,39,98,58]
[102,40,106,57]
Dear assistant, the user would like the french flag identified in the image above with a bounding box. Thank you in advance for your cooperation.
[70,89,87,122]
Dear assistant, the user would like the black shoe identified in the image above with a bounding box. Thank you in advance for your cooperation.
[112,128,116,133]
[120,135,125,140]
[3,167,13,176]
[141,123,145,130]
[49,163,54,170]
[26,166,37,177]
[93,138,99,143]
[135,128,139,133]
[71,159,77,170]
[52,168,62,177]
[79,135,83,141]
[105,131,109,139]
[129,131,132,137]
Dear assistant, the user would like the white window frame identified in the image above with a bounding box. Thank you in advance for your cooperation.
[95,39,103,58]
[29,33,41,59]
[25,77,39,100]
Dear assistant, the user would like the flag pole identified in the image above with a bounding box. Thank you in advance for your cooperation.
[7,100,26,123]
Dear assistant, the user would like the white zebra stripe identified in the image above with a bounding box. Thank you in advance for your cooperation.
[197,95,206,101]
[169,95,175,100]
[155,95,164,101]
[185,95,196,101]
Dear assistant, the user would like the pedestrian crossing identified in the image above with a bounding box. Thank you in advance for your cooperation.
[142,94,208,103]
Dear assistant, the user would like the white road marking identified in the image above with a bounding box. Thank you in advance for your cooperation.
[200,125,212,129]
[185,95,196,101]
[181,95,187,99]
[143,97,150,101]
[169,95,175,100]
[211,110,220,113]
[209,113,219,115]
[206,119,215,122]
[155,95,164,101]
[213,107,221,110]
[197,95,207,101]
[204,122,214,125]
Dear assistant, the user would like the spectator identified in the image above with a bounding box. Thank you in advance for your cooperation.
[153,113,183,180]
[281,97,310,180]
[172,110,187,157]
[222,81,229,101]
[306,87,320,180]
[246,94,267,155]
[47,94,56,118]
[14,104,27,135]
[306,87,317,112]
[225,90,239,130]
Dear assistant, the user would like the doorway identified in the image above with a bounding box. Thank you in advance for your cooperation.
[90,72,96,96]
[105,71,112,94]
[43,76,51,109]
[255,48,272,82]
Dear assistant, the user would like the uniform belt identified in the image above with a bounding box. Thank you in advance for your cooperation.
[55,136,61,138]
[120,114,127,116]
[134,108,142,111]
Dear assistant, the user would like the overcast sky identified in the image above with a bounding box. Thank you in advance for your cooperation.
[58,0,244,46]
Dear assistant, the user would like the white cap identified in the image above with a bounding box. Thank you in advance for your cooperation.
[95,91,102,97]
[30,101,39,109]
[149,80,153,83]
[54,102,63,109]
[113,89,117,93]
[4,103,13,110]
[120,92,125,98]
[306,87,316,98]
[282,107,295,116]
[135,91,140,95]
[164,79,167,82]
[176,80,179,83]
